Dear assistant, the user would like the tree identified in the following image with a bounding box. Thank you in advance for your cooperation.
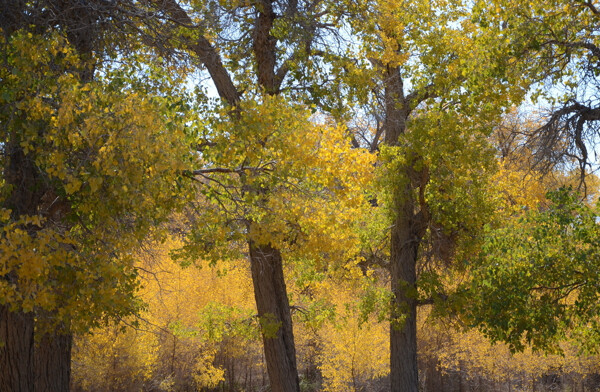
[473,0,600,179]
[0,11,192,390]
[175,96,373,391]
[333,1,520,390]
[456,0,600,356]
[136,2,375,390]
[468,187,600,353]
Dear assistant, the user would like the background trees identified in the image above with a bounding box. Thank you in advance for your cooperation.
[473,0,600,175]
[468,187,600,352]
[460,0,600,357]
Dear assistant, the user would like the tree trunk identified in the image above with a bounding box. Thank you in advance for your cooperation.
[34,332,72,392]
[0,143,40,392]
[0,304,35,392]
[383,64,424,392]
[389,192,420,392]
[459,361,465,392]
[249,240,299,392]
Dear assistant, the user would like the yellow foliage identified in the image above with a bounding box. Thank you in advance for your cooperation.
[193,348,225,389]
[419,309,600,385]
[318,314,388,392]
[72,237,262,391]
[72,324,158,392]
[179,96,374,271]
[290,266,390,392]
[0,30,193,332]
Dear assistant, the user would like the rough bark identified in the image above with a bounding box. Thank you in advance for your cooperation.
[249,240,300,392]
[0,304,35,392]
[383,65,424,392]
[34,332,71,392]
[0,2,89,385]
[253,0,278,94]
[0,146,72,392]
[0,137,41,392]
[389,190,420,392]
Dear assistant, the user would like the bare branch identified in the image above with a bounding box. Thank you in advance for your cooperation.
[193,167,238,175]
[582,0,600,15]
[191,161,277,176]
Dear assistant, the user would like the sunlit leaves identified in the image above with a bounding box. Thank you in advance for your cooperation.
[178,95,373,267]
[0,30,193,331]
[73,239,260,391]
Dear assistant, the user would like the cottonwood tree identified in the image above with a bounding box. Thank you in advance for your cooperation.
[460,0,600,355]
[0,3,193,390]
[176,97,373,391]
[134,2,375,391]
[329,1,526,390]
[468,187,600,353]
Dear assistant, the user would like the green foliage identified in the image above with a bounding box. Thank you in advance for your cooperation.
[468,187,600,352]
[198,301,258,342]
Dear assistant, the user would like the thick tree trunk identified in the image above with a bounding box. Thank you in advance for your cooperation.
[249,240,299,392]
[0,304,35,392]
[34,332,71,392]
[0,143,40,392]
[383,64,427,392]
[389,190,420,392]
[1,145,72,392]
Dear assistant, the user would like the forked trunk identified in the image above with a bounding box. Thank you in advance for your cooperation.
[0,304,35,392]
[249,240,299,392]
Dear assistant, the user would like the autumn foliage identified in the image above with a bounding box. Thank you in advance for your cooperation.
[3,1,600,392]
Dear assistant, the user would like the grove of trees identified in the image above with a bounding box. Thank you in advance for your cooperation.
[1,0,600,391]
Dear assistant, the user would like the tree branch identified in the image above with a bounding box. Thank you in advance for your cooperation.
[417,292,448,307]
[150,0,241,105]
[405,83,437,112]
[582,0,600,15]
[192,161,277,176]
[545,39,600,61]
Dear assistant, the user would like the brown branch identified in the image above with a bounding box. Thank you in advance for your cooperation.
[530,281,585,292]
[405,83,437,112]
[150,0,240,105]
[192,161,277,176]
[289,305,308,314]
[193,168,238,174]
[544,39,600,61]
[582,0,600,15]
[417,292,448,307]
[370,118,385,152]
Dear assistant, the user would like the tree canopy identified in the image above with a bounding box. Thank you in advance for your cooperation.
[3,1,600,392]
